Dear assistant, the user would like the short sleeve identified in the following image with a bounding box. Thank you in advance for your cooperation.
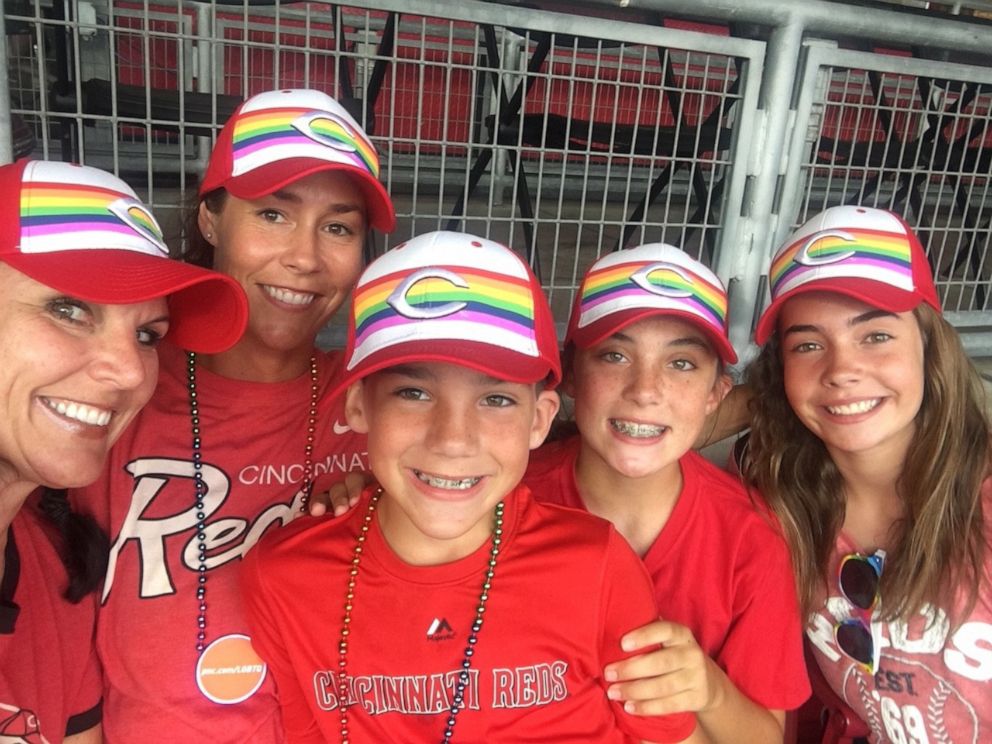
[241,542,325,744]
[598,529,696,743]
[719,523,810,710]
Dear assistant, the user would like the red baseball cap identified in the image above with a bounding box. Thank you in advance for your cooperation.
[755,206,940,344]
[566,243,737,365]
[199,88,395,233]
[0,159,248,353]
[330,230,561,400]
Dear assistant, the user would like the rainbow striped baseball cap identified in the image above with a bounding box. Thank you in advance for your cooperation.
[331,231,561,398]
[566,243,737,364]
[0,159,248,353]
[199,88,395,232]
[754,206,940,344]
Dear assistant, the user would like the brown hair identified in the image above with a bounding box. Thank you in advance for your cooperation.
[180,188,228,269]
[744,304,990,625]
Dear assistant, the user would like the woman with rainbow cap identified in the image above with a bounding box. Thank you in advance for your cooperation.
[0,158,246,744]
[744,205,992,742]
[72,88,396,742]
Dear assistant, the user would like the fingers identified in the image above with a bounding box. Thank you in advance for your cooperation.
[606,652,710,715]
[307,489,331,517]
[309,471,370,518]
[604,620,714,716]
[333,472,368,516]
[619,618,690,653]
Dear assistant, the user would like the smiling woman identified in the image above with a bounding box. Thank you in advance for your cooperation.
[0,158,246,744]
[70,89,397,742]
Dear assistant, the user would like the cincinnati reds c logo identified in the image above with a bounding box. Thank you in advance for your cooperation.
[631,262,694,298]
[387,268,468,319]
[291,111,362,153]
[796,230,857,266]
[107,197,169,254]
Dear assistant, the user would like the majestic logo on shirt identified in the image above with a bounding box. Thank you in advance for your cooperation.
[427,617,455,641]
[0,703,47,743]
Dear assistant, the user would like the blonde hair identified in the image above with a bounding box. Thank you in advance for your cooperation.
[744,304,990,624]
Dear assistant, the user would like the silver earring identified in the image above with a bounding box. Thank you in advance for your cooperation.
[205,232,213,239]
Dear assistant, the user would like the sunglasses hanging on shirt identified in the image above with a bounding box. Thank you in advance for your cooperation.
[834,550,885,674]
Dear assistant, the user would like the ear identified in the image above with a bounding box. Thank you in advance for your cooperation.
[343,380,370,434]
[704,372,734,417]
[197,201,218,246]
[528,389,561,450]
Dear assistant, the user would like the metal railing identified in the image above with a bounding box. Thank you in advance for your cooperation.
[2,0,990,358]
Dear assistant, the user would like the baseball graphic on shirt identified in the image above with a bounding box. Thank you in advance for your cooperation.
[840,655,980,744]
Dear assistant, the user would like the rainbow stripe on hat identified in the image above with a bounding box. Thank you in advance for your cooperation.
[349,265,539,368]
[769,227,913,298]
[231,106,379,177]
[579,260,728,331]
[19,181,167,255]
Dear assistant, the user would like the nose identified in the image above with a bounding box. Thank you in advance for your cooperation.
[89,327,151,391]
[280,224,322,274]
[821,344,863,387]
[623,361,663,406]
[425,398,478,456]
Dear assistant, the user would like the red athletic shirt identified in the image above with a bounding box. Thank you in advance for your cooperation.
[525,436,810,711]
[242,484,697,743]
[0,495,102,743]
[73,340,368,743]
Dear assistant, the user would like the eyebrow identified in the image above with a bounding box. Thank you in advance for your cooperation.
[383,364,508,386]
[267,189,364,215]
[782,309,898,337]
[610,330,713,351]
[384,364,431,380]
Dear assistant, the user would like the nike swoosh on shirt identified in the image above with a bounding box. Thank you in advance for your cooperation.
[333,420,352,435]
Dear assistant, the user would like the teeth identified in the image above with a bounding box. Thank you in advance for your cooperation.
[827,399,880,416]
[415,470,481,490]
[44,398,112,426]
[610,419,665,438]
[263,285,315,306]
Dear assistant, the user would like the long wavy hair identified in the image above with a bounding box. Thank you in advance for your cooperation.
[743,304,990,625]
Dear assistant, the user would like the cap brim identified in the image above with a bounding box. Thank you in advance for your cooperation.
[2,250,248,353]
[222,159,396,233]
[569,307,738,365]
[328,339,561,403]
[754,278,922,345]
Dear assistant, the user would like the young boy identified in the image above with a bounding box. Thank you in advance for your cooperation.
[241,231,700,743]
[524,244,810,743]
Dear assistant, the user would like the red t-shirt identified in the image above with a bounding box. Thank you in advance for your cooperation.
[242,484,697,743]
[73,341,368,743]
[806,481,992,743]
[525,436,810,711]
[0,495,102,743]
